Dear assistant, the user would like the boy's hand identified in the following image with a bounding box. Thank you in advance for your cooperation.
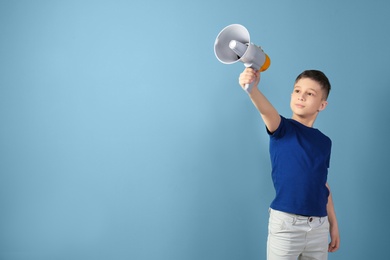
[239,68,260,92]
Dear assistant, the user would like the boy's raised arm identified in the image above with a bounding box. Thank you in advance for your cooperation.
[239,68,281,133]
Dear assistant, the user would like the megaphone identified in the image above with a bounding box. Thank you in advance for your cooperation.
[214,24,270,93]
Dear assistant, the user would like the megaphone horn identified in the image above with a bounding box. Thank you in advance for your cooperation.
[214,24,270,93]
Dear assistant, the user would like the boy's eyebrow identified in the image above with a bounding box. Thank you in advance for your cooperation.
[307,88,318,93]
[294,85,318,93]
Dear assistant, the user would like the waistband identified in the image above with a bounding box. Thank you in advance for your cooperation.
[269,208,327,224]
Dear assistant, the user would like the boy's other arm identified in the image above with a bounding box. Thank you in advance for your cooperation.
[326,182,340,252]
[239,68,281,133]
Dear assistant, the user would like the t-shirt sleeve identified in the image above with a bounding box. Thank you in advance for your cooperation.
[326,139,332,168]
[267,115,285,139]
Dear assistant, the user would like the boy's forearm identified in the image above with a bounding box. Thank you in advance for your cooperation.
[249,87,280,133]
[326,182,341,252]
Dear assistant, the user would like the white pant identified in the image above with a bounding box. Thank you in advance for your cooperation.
[267,208,329,260]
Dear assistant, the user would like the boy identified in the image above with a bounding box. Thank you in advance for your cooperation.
[239,68,340,260]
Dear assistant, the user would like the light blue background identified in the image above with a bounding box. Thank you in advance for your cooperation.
[1,0,389,259]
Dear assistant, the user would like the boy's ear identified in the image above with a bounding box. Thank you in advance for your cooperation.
[318,100,328,111]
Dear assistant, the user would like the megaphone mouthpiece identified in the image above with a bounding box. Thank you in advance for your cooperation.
[229,40,247,58]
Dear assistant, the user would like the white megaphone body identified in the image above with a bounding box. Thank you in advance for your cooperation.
[214,24,270,93]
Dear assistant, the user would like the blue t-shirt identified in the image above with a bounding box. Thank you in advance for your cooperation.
[268,116,331,217]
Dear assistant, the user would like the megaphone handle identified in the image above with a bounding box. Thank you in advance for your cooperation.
[244,82,254,94]
[243,63,259,94]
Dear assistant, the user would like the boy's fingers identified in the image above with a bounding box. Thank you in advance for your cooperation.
[328,241,339,252]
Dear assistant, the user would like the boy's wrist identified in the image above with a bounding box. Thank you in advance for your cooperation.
[248,85,260,97]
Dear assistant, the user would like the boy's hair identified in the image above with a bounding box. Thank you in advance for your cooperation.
[295,70,331,100]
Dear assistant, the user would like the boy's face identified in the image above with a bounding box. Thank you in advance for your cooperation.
[290,78,328,119]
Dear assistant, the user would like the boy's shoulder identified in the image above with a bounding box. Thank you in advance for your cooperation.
[278,116,331,143]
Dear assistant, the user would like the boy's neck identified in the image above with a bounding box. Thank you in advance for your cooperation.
[291,114,318,128]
